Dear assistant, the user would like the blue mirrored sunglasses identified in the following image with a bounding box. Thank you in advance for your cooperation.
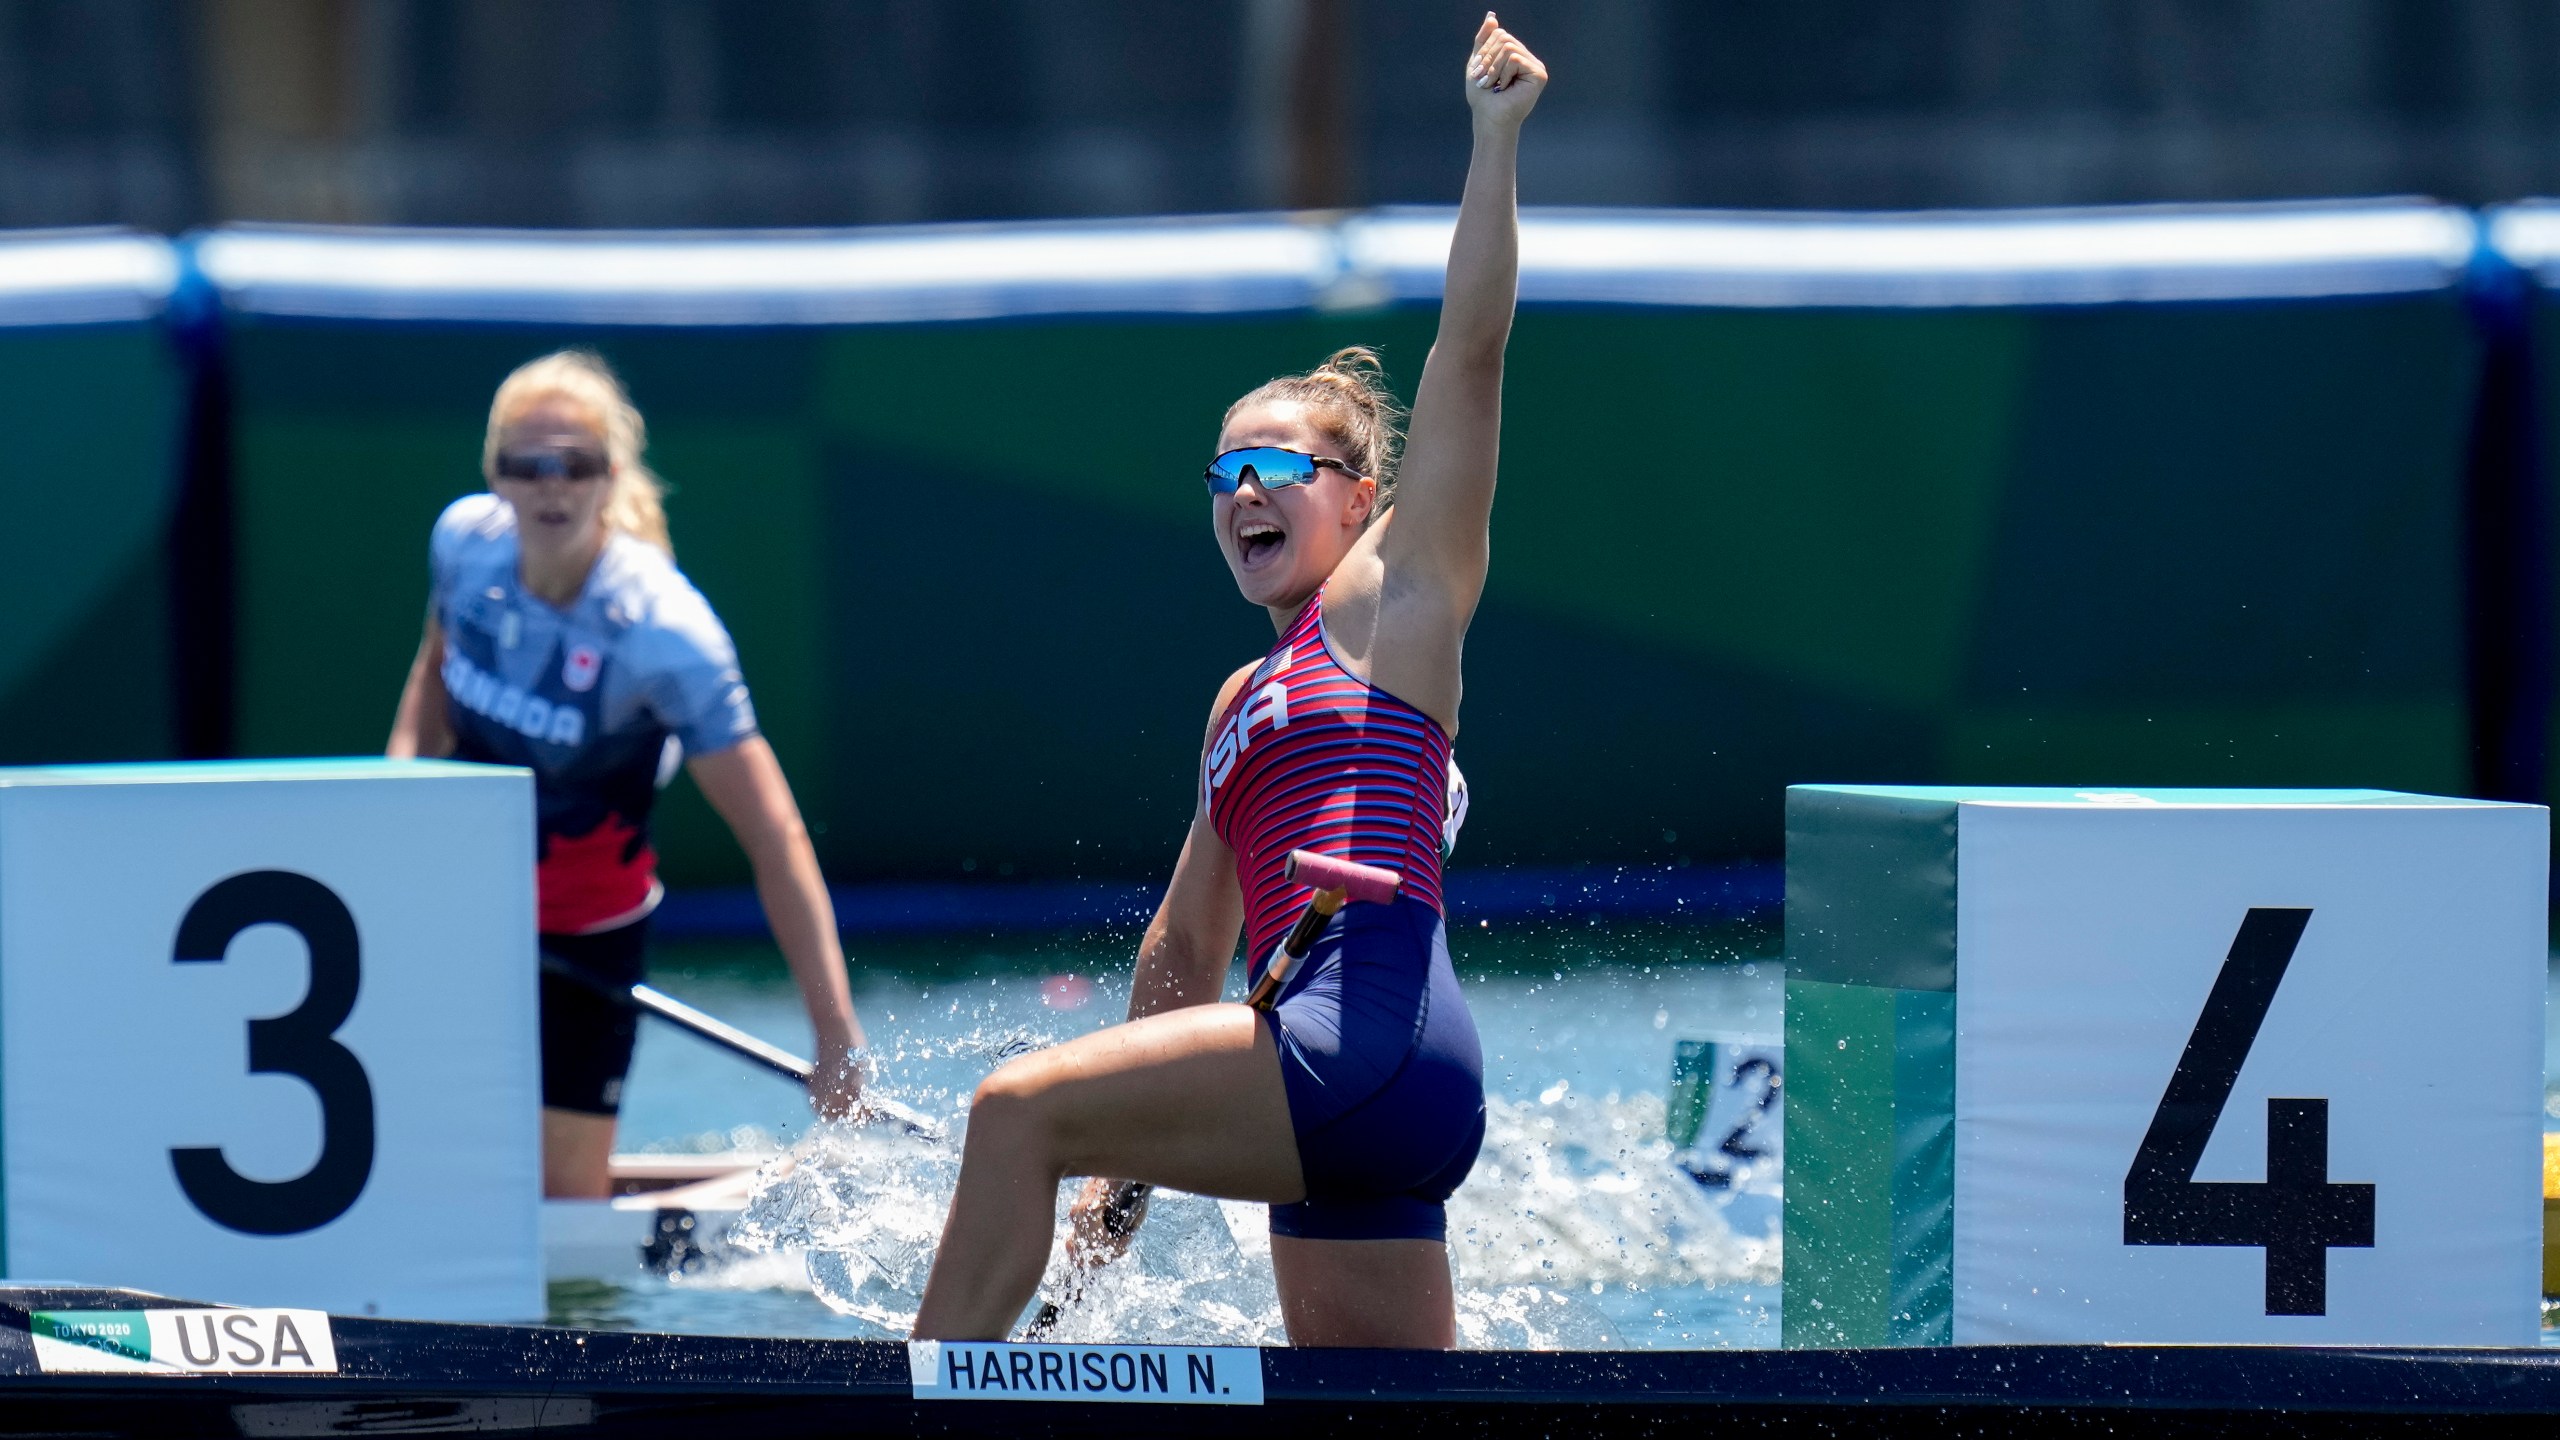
[1203,446,1361,495]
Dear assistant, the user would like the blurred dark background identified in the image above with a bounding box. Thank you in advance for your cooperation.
[12,0,2560,232]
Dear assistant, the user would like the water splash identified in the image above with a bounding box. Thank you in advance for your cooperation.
[1448,1088,1779,1347]
[1019,1196,1285,1347]
[728,1116,958,1333]
[730,1068,1779,1348]
[1456,1089,1778,1290]
[723,1021,1053,1329]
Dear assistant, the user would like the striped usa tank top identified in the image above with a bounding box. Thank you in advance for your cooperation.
[1205,584,1453,972]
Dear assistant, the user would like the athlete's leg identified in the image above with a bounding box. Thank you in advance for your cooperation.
[1271,1236,1456,1347]
[543,1108,617,1199]
[537,922,646,1199]
[912,1002,1303,1339]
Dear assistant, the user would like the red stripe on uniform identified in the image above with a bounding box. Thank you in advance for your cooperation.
[1205,587,1451,969]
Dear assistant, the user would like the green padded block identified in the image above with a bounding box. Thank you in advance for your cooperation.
[1782,977,1893,1347]
[1784,783,1962,1347]
[1888,988,1955,1344]
[1785,786,1958,992]
[1782,978,1957,1347]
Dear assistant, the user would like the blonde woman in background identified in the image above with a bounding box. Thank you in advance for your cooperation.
[388,350,865,1197]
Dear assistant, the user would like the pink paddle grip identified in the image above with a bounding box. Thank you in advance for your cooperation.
[1285,849,1404,905]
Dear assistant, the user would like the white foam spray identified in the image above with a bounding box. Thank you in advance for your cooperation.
[729,1071,1779,1348]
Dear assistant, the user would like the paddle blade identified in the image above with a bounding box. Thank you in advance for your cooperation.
[1284,849,1403,905]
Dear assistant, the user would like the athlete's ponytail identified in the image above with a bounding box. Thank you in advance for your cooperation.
[1222,346,1407,514]
[483,350,673,555]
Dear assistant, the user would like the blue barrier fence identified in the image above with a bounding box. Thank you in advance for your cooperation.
[6,202,2557,935]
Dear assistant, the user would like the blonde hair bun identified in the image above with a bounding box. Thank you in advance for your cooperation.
[1223,345,1407,509]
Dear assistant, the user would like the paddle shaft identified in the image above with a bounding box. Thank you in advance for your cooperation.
[539,952,940,1138]
[1022,1180,1152,1340]
[542,952,812,1080]
[641,979,815,1083]
[1245,850,1407,1010]
[1245,888,1346,1011]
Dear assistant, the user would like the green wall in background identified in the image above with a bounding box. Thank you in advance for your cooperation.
[223,296,2478,887]
[0,324,186,763]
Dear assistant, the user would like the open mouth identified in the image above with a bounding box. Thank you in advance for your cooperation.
[1237,519,1285,568]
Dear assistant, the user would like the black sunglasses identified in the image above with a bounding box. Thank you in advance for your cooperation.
[492,446,610,483]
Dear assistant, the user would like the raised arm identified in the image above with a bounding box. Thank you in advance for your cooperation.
[1379,14,1547,608]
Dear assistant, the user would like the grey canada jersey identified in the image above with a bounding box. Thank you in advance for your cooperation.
[428,493,757,933]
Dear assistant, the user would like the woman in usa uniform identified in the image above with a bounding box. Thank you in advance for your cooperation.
[914,15,1547,1347]
[388,350,866,1197]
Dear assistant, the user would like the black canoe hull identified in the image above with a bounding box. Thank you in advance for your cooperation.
[2,1286,2556,1437]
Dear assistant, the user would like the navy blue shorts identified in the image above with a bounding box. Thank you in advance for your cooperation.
[1260,894,1485,1243]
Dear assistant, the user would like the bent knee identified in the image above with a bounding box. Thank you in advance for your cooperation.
[967,1057,1066,1146]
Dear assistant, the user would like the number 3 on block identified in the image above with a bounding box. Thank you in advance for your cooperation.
[170,871,377,1237]
[2123,907,2376,1315]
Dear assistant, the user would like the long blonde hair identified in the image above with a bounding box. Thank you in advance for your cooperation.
[482,350,672,554]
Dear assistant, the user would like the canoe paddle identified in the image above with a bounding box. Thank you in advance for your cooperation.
[1243,849,1405,1009]
[1019,848,1404,1341]
[539,952,943,1141]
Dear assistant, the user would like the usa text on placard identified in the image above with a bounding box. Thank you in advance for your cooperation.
[30,1309,338,1374]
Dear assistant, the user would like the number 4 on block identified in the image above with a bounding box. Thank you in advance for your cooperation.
[2123,907,2376,1316]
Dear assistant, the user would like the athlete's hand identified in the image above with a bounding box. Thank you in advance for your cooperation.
[1463,13,1547,130]
[811,1035,865,1121]
[1064,1177,1152,1269]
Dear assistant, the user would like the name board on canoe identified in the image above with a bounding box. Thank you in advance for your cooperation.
[30,1309,339,1375]
[907,1340,1262,1405]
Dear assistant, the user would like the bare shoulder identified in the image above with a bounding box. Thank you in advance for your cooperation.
[1321,512,1464,727]
[1205,661,1259,737]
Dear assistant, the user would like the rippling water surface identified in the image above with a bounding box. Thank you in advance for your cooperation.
[551,917,1783,1347]
[550,934,2560,1345]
